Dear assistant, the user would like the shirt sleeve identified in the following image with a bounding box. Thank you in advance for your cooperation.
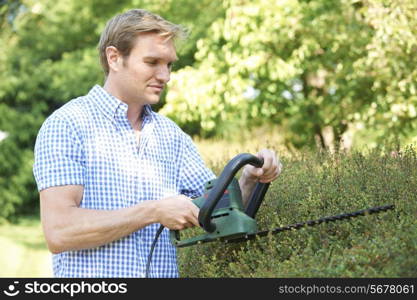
[33,115,85,191]
[179,133,216,198]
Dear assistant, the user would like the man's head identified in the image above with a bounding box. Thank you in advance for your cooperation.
[99,9,186,106]
[98,9,186,76]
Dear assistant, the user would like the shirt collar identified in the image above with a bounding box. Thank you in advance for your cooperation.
[88,84,153,123]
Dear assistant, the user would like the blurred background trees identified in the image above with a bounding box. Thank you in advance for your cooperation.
[0,0,416,221]
[163,0,417,148]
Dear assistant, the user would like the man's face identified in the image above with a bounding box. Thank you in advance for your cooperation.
[116,32,178,105]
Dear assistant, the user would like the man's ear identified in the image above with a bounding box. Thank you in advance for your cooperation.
[106,46,122,73]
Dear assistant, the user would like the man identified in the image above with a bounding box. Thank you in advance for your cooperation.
[33,9,282,278]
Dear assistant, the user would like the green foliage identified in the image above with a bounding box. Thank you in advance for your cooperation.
[355,0,417,142]
[161,0,417,148]
[178,146,417,277]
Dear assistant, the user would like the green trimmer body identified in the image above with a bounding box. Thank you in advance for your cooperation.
[169,153,269,248]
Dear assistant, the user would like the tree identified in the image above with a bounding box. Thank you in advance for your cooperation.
[354,0,417,145]
[161,0,417,149]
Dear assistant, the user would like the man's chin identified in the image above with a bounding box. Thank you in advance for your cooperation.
[145,95,161,105]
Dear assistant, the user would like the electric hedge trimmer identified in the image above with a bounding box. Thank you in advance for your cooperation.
[170,153,394,247]
[146,153,394,276]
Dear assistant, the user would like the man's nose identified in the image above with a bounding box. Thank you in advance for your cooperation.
[155,66,171,83]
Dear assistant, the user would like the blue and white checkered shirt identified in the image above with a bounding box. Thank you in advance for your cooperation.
[33,84,215,277]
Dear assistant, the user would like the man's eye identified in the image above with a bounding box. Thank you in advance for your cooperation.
[146,61,157,65]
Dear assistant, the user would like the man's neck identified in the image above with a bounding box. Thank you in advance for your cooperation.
[103,79,144,131]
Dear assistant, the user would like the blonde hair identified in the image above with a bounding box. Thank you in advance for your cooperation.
[98,9,187,76]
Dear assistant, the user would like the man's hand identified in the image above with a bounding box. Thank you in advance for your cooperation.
[154,195,199,230]
[242,149,282,183]
[239,149,282,207]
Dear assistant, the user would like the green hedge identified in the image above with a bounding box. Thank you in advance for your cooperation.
[177,146,417,277]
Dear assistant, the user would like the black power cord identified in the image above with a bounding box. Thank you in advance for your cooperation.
[145,224,165,278]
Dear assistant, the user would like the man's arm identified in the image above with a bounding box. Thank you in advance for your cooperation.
[238,149,282,207]
[40,185,199,254]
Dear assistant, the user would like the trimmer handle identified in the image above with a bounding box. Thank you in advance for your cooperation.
[244,181,270,218]
[198,153,267,233]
